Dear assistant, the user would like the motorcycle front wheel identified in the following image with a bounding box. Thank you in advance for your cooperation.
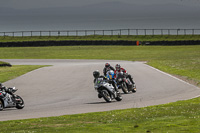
[101,90,112,103]
[122,82,129,94]
[15,95,25,109]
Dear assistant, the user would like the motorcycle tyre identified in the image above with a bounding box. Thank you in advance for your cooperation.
[132,85,137,93]
[0,100,3,111]
[101,90,112,103]
[115,93,122,101]
[122,82,129,94]
[16,95,25,109]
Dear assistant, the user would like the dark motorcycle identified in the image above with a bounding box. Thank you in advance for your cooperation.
[0,87,24,111]
[116,72,136,94]
[94,76,122,103]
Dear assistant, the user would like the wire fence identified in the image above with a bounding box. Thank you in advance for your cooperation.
[0,29,200,37]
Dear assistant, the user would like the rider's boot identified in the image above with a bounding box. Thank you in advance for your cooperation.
[98,93,102,98]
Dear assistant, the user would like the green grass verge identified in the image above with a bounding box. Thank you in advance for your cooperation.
[0,98,199,133]
[0,45,199,132]
[0,65,47,83]
[0,35,200,42]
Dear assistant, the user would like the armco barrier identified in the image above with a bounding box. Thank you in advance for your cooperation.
[0,40,200,47]
[142,40,200,45]
[0,41,136,47]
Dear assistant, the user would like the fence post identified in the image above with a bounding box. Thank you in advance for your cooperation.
[22,32,24,38]
[192,29,194,35]
[152,29,154,36]
[136,29,138,36]
[128,29,130,36]
[13,32,14,38]
[103,30,104,36]
[161,29,163,36]
[144,29,146,36]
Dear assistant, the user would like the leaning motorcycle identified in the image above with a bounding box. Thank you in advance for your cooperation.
[0,87,25,111]
[116,72,136,94]
[94,76,122,103]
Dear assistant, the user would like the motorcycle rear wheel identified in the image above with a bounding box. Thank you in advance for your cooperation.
[15,96,25,109]
[101,90,112,103]
[0,100,3,111]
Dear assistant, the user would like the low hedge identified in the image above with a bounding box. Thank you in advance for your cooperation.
[0,61,12,67]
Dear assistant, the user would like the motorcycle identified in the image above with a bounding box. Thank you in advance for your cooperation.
[94,76,122,103]
[116,72,136,94]
[0,87,25,111]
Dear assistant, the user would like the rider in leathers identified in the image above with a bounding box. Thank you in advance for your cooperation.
[114,64,135,87]
[103,63,115,76]
[106,70,120,93]
[0,83,16,98]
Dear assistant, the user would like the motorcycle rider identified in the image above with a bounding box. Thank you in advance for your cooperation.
[0,83,6,92]
[114,64,136,88]
[103,63,115,76]
[106,70,120,93]
[0,82,16,98]
[93,70,108,98]
[93,70,106,83]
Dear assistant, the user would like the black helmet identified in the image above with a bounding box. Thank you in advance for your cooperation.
[93,70,100,78]
[105,63,110,68]
[115,64,121,71]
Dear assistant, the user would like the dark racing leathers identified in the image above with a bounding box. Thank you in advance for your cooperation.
[114,68,135,85]
[0,86,15,98]
[103,66,115,76]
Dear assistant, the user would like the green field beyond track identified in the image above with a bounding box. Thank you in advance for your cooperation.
[0,45,200,132]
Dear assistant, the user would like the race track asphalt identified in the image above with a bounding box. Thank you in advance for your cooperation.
[1,59,200,121]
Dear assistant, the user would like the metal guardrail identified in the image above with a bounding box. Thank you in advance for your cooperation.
[0,29,200,37]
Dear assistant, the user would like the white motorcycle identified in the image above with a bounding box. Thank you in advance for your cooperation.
[94,76,122,103]
[0,87,24,111]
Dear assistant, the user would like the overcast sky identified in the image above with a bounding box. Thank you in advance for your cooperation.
[1,0,200,9]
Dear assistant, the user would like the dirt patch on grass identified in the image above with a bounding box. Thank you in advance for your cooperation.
[173,74,200,87]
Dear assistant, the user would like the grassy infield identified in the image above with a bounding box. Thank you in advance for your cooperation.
[0,36,200,132]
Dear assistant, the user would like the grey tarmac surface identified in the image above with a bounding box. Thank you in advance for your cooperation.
[1,59,200,121]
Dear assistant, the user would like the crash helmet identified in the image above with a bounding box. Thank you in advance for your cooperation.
[105,63,110,68]
[115,64,121,71]
[93,70,100,78]
[107,70,115,80]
